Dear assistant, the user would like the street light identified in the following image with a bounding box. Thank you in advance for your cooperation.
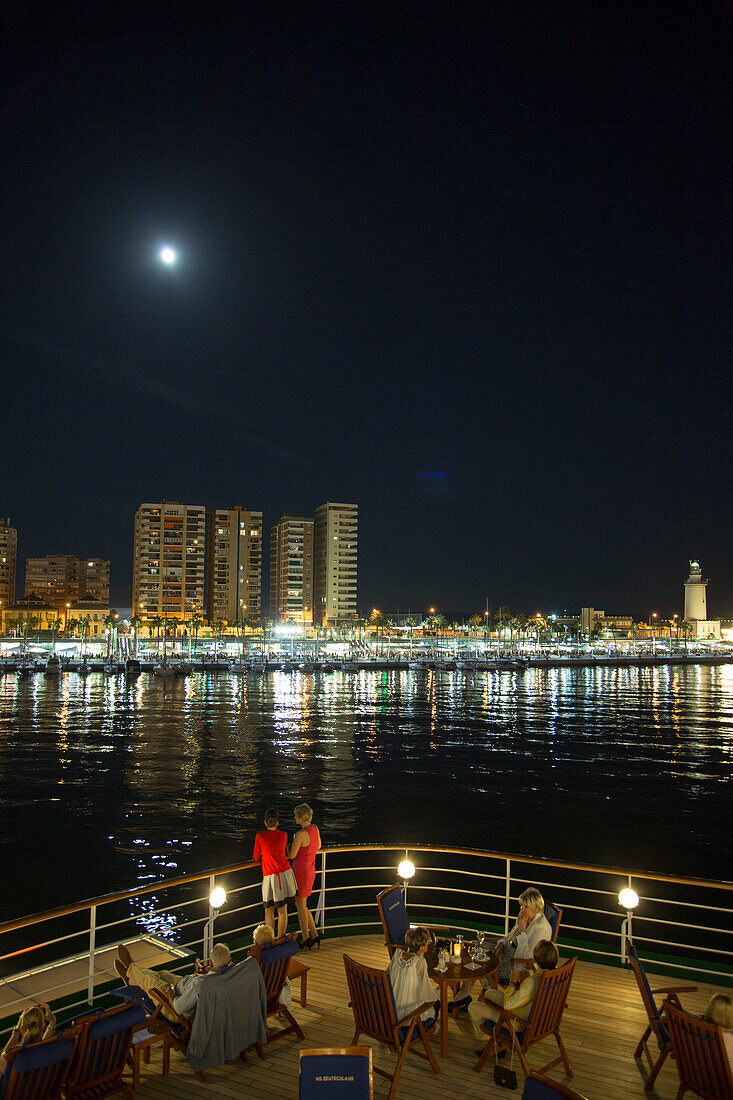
[204,885,227,961]
[618,885,640,963]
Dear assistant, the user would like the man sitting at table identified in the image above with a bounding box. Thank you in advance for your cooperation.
[450,887,552,1009]
[469,939,559,1049]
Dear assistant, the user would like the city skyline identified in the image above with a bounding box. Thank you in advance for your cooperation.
[2,2,731,614]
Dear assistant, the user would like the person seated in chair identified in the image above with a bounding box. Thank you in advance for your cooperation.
[704,993,733,1073]
[451,887,552,1009]
[468,939,559,1049]
[387,926,439,1025]
[0,1003,56,1078]
[115,941,234,1018]
[248,923,292,1008]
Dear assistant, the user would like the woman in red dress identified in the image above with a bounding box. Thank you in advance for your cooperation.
[288,803,322,948]
[253,808,298,937]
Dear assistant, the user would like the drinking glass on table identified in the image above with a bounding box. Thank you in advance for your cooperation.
[466,937,481,969]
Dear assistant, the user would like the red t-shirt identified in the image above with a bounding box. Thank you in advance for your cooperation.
[253,829,290,876]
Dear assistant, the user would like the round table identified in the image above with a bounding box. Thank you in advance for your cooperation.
[428,949,497,1058]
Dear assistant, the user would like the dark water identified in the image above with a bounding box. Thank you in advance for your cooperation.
[1,664,732,923]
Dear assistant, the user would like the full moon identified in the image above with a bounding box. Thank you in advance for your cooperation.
[159,246,176,265]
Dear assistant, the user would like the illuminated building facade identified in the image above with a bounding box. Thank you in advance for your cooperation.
[206,506,262,624]
[24,555,110,609]
[0,517,17,609]
[270,514,314,624]
[313,501,358,627]
[132,502,205,621]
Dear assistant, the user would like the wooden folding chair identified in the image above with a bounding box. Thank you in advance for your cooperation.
[62,1002,145,1100]
[253,933,305,1052]
[2,1034,74,1100]
[626,941,697,1090]
[663,995,733,1100]
[521,1071,589,1097]
[343,953,439,1099]
[474,957,577,1080]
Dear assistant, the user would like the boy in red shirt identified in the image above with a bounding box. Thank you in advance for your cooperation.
[253,808,298,937]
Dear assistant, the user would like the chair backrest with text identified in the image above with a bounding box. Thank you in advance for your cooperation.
[522,957,577,1049]
[2,1035,74,1100]
[299,1046,373,1099]
[376,885,409,958]
[544,902,562,943]
[663,996,733,1100]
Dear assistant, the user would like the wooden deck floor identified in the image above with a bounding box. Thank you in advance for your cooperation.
[131,934,726,1099]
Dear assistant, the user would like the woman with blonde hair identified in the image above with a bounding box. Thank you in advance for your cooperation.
[387,926,438,1025]
[0,1002,56,1076]
[705,993,733,1072]
[288,803,322,948]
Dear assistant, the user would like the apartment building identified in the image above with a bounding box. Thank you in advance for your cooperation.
[313,502,358,627]
[24,554,110,609]
[0,518,17,608]
[206,506,262,624]
[270,515,314,624]
[132,502,205,620]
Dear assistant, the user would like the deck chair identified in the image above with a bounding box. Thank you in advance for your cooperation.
[343,953,440,1100]
[662,995,733,1100]
[376,885,448,959]
[474,956,577,1079]
[299,1046,373,1099]
[627,941,697,1091]
[111,984,176,1089]
[148,984,202,1080]
[63,1002,145,1100]
[521,1071,589,1098]
[253,933,305,1049]
[2,1034,74,1100]
[544,902,563,943]
[185,958,267,1076]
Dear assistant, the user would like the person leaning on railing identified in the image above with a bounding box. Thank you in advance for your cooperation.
[0,1002,56,1077]
[115,942,234,1019]
[451,887,552,1010]
[468,939,559,1051]
[705,993,733,1073]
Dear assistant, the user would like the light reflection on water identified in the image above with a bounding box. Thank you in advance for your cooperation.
[0,664,731,921]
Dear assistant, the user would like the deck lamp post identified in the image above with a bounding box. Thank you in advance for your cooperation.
[618,886,639,963]
[204,885,227,961]
[397,858,415,904]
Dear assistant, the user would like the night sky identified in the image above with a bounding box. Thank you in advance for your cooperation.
[2,1,731,617]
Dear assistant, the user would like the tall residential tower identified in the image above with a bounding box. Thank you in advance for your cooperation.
[270,514,314,624]
[24,555,110,608]
[206,506,262,624]
[0,518,17,608]
[132,502,205,620]
[313,502,358,627]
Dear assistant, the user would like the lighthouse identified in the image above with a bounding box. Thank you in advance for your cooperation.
[683,560,720,640]
[684,560,707,622]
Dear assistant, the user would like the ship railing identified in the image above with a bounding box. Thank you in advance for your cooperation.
[0,844,730,1036]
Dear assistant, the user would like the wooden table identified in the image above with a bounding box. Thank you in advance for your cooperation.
[428,950,497,1058]
[287,955,310,1006]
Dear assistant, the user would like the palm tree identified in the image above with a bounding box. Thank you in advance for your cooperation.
[65,617,79,638]
[150,614,164,641]
[130,614,143,657]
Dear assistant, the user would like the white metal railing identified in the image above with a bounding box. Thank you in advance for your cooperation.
[0,844,730,1036]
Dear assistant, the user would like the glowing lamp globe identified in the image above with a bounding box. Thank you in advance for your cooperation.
[397,859,415,881]
[618,888,639,910]
[159,246,177,265]
[209,886,227,910]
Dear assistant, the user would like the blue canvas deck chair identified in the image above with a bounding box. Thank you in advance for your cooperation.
[111,983,177,1090]
[663,995,733,1100]
[62,1001,145,1100]
[2,1034,74,1100]
[299,1046,373,1099]
[377,885,410,957]
[521,1071,589,1098]
[627,941,697,1091]
[474,956,577,1080]
[254,933,305,1051]
[343,953,439,1100]
[544,902,563,943]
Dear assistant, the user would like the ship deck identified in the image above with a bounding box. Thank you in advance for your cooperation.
[129,932,725,1099]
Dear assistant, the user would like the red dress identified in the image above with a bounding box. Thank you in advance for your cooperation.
[292,824,321,899]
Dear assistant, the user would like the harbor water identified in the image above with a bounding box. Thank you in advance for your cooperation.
[1,663,732,924]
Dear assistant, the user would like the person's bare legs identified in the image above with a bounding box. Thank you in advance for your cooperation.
[277,904,288,938]
[264,906,275,933]
[295,897,318,940]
